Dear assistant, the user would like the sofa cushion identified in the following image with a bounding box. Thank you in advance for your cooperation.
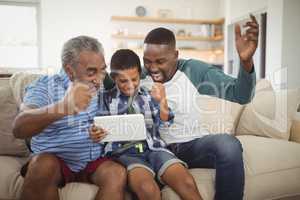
[0,85,29,157]
[162,168,215,200]
[9,72,43,106]
[196,95,244,134]
[236,88,300,140]
[2,135,300,200]
[59,183,132,200]
[162,135,300,200]
[0,156,132,200]
[0,156,27,199]
[195,79,273,135]
[238,135,300,200]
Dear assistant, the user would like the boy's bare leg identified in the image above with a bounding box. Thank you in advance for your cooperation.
[128,167,161,200]
[161,163,203,200]
[90,160,127,200]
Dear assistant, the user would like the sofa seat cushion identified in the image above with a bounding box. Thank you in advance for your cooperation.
[0,156,132,200]
[238,135,300,200]
[1,137,299,200]
[59,183,132,200]
[161,136,300,200]
[162,168,216,200]
[0,156,27,199]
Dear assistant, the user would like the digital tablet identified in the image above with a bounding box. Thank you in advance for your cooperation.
[93,114,147,142]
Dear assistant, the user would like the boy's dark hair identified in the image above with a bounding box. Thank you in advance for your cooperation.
[110,49,141,77]
[144,27,176,48]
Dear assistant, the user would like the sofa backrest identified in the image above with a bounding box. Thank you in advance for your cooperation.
[195,79,300,144]
[236,78,300,143]
[0,78,29,156]
[0,73,299,158]
[9,72,43,106]
[0,72,43,157]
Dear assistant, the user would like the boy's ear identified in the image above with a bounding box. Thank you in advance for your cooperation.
[109,72,116,81]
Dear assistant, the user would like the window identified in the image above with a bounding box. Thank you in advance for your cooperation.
[227,12,267,79]
[0,2,40,74]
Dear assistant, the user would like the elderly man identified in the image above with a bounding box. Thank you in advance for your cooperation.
[13,36,127,200]
[141,15,258,200]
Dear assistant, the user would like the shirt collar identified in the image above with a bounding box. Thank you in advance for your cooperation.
[116,86,143,99]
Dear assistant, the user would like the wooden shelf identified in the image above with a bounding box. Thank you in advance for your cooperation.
[130,47,224,53]
[111,34,223,41]
[111,16,224,25]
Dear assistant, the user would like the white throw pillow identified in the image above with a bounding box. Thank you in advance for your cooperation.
[9,72,43,106]
[196,95,244,134]
[0,85,29,156]
[195,79,274,135]
[236,87,300,140]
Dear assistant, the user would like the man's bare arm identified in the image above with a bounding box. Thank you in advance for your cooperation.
[12,102,69,139]
[13,82,94,139]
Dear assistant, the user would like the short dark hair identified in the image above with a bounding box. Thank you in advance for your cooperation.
[144,27,176,48]
[110,49,141,77]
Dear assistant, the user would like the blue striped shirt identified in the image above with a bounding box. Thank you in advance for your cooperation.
[97,87,174,154]
[23,72,103,172]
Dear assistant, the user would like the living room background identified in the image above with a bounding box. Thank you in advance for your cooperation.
[0,0,299,89]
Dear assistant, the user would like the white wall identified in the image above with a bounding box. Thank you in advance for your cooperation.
[225,0,268,23]
[224,0,300,89]
[265,0,284,88]
[40,0,223,71]
[282,0,300,89]
[223,0,267,78]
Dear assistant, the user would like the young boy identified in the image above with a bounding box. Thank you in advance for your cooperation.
[89,49,202,200]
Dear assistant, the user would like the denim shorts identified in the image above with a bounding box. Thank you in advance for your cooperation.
[115,145,186,184]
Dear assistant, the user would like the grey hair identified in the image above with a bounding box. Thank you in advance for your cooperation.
[61,35,104,68]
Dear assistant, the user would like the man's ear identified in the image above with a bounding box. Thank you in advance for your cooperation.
[174,50,179,59]
[64,64,75,81]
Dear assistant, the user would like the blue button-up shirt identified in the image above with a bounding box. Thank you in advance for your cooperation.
[97,86,174,154]
[23,72,103,172]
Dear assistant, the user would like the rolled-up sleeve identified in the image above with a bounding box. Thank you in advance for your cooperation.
[159,108,174,128]
[201,64,256,104]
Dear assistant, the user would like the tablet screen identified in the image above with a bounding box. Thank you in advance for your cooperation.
[94,114,147,142]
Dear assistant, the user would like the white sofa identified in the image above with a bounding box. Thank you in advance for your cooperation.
[1,72,300,200]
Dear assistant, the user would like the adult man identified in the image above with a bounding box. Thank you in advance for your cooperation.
[142,15,258,200]
[13,36,127,200]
